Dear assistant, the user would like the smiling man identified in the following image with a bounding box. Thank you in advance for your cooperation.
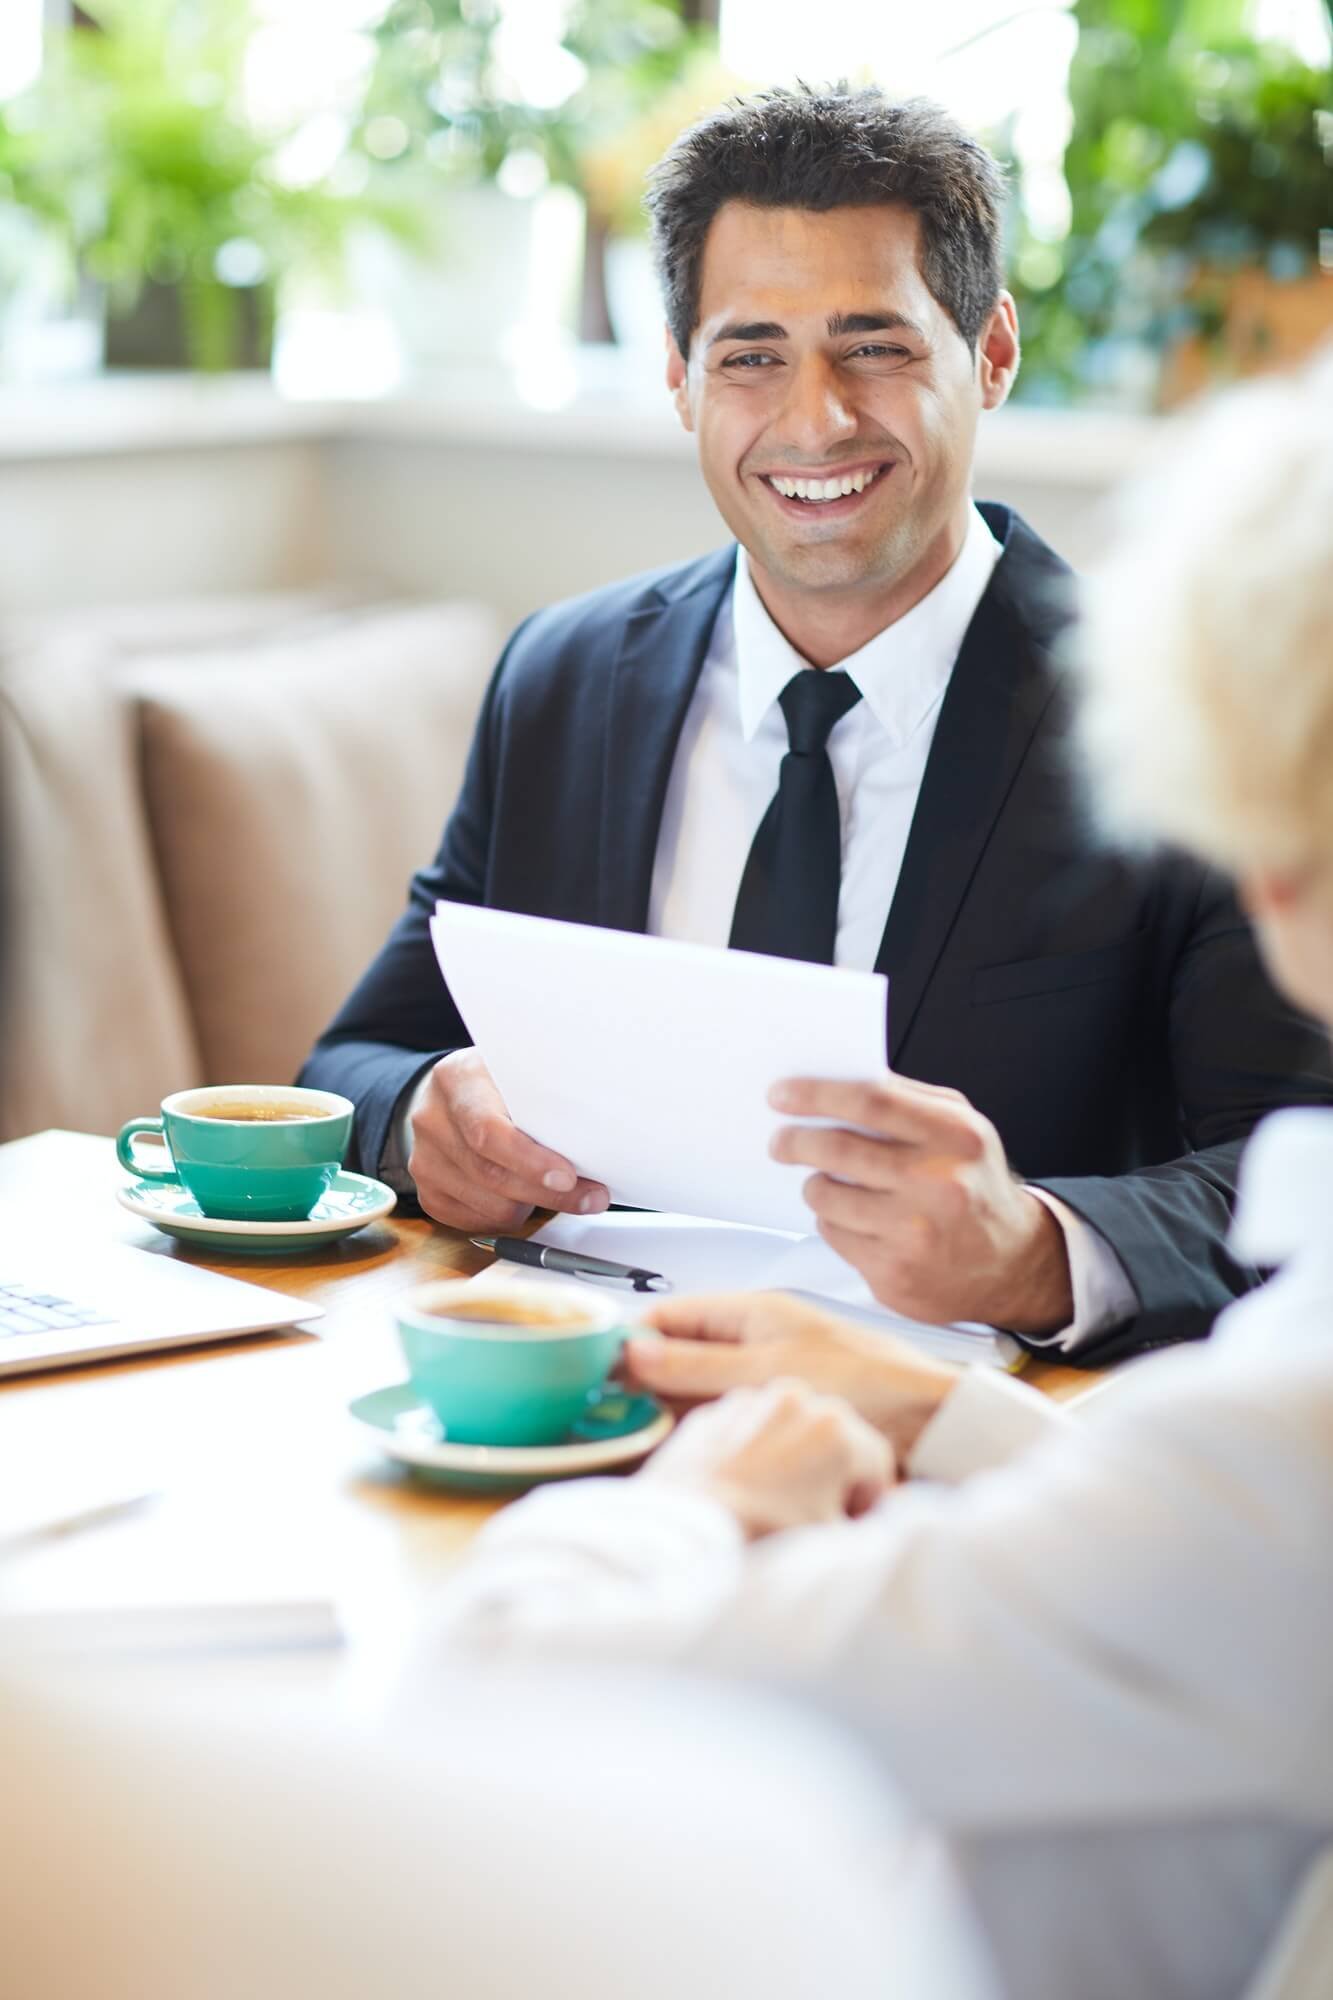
[301,86,1330,1361]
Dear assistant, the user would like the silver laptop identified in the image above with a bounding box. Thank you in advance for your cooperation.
[0,1229,321,1377]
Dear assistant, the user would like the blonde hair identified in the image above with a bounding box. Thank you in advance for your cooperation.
[1077,347,1333,877]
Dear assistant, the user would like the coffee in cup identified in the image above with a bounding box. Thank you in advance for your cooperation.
[194,1101,335,1123]
[418,1292,600,1330]
[115,1084,354,1223]
[395,1279,627,1447]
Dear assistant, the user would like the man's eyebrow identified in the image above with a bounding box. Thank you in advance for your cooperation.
[707,319,787,347]
[706,310,926,348]
[826,310,925,339]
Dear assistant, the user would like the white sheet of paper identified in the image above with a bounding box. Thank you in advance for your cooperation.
[430,902,889,1235]
[471,1213,1021,1371]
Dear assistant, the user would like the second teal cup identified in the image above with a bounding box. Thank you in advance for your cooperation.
[395,1279,628,1447]
[115,1084,354,1223]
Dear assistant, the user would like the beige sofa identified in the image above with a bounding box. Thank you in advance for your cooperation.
[0,592,503,1142]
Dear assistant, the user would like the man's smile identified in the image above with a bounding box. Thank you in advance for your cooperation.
[755,458,895,520]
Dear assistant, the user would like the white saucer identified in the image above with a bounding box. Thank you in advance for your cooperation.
[117,1170,397,1253]
[348,1383,674,1493]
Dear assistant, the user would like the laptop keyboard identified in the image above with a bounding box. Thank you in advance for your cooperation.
[0,1282,117,1339]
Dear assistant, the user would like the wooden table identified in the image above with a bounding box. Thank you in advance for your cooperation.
[0,1130,1096,1677]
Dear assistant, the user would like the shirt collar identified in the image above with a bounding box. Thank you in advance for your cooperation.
[1228,1106,1333,1270]
[732,504,1003,746]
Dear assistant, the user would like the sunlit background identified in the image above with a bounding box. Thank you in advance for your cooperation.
[1,0,1328,408]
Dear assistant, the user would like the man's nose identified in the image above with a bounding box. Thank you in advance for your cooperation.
[773,354,859,457]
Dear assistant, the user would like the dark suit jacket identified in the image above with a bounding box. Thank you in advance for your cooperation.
[301,504,1333,1363]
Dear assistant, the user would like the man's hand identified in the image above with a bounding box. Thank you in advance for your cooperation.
[626,1292,959,1458]
[408,1049,609,1232]
[640,1378,893,1538]
[769,1073,1073,1335]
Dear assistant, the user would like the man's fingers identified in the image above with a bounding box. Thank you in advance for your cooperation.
[802,1173,894,1237]
[624,1335,774,1400]
[415,1175,531,1234]
[768,1075,973,1147]
[436,1116,608,1214]
[458,1104,584,1198]
[770,1122,912,1185]
[468,1123,610,1215]
[417,1133,608,1222]
[565,1176,613,1216]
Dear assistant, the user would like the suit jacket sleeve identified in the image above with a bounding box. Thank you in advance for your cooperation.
[297,627,522,1180]
[1027,867,1333,1363]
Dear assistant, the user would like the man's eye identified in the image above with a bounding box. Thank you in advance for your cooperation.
[849,344,910,361]
[723,351,779,369]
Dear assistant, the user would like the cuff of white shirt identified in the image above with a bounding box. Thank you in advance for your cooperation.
[378,1065,438,1197]
[906,1366,1070,1484]
[1021,1185,1140,1353]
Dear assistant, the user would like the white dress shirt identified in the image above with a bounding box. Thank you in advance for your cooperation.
[429,1107,1333,2000]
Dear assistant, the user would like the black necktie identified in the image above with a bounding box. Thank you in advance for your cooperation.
[728,669,863,964]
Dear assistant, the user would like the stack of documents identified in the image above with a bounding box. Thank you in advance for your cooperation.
[433,904,1017,1368]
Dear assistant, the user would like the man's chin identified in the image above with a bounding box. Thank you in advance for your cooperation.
[753,535,900,596]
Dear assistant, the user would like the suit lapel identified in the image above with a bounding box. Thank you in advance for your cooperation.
[877,509,1071,1064]
[597,550,735,933]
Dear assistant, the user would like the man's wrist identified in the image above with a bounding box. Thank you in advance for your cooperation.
[993,1189,1075,1336]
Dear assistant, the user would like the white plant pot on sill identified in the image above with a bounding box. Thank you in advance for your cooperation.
[359,183,582,378]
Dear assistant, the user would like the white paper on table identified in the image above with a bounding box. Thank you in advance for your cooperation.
[430,902,889,1236]
[473,1212,1022,1371]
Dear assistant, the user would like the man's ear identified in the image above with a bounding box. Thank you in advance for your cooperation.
[665,328,694,433]
[978,292,1020,411]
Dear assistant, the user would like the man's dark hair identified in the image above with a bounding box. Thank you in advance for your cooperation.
[645,85,1006,359]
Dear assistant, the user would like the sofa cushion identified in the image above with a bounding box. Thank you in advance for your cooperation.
[0,639,204,1141]
[129,600,501,1092]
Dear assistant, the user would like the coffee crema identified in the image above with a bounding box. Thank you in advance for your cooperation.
[426,1295,598,1330]
[195,1104,333,1123]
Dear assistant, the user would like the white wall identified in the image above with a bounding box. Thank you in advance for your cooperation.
[0,442,329,613]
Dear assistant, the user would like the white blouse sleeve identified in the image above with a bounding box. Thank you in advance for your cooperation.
[431,1328,1333,1834]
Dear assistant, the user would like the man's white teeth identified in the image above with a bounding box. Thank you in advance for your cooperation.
[768,467,881,502]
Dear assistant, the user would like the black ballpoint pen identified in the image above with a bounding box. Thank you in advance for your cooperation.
[471,1236,672,1293]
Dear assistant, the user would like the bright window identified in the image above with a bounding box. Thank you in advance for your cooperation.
[0,0,43,101]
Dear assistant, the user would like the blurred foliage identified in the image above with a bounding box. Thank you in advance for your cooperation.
[1008,0,1333,403]
[356,0,721,225]
[0,0,432,369]
[355,0,723,339]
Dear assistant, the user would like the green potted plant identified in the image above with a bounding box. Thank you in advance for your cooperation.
[1007,0,1332,406]
[354,0,722,344]
[0,0,433,373]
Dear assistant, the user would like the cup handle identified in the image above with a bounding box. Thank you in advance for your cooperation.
[115,1118,180,1183]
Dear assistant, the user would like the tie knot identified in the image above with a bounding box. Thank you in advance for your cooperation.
[777,669,863,755]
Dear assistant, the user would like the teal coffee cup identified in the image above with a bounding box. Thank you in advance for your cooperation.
[116,1084,354,1223]
[395,1279,628,1447]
